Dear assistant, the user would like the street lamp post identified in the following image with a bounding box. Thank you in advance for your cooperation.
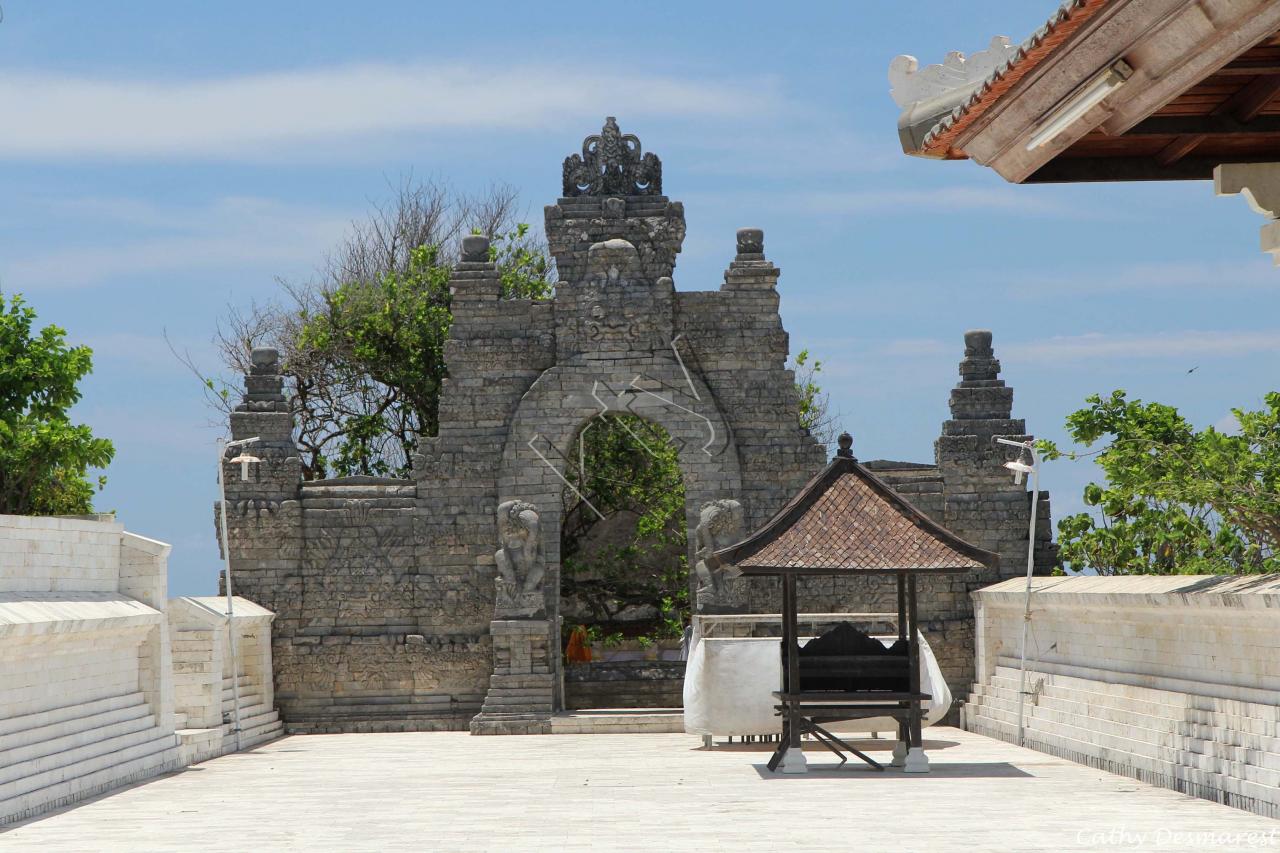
[216,435,260,753]
[995,437,1041,749]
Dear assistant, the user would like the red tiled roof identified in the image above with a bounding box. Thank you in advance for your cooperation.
[710,457,997,575]
[921,0,1114,158]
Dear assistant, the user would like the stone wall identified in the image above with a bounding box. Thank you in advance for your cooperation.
[967,575,1280,819]
[222,118,1049,734]
[222,119,829,734]
[0,515,182,825]
[565,661,685,710]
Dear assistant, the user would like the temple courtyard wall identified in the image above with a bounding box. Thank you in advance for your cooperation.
[220,120,1054,733]
[0,514,281,826]
[967,574,1280,820]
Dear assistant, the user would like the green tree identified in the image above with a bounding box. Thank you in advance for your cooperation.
[1040,390,1280,575]
[0,294,114,515]
[791,348,838,450]
[292,229,550,477]
[208,182,551,479]
[560,415,689,627]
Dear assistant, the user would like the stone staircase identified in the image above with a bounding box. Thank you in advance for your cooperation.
[0,692,181,825]
[964,661,1280,819]
[550,708,685,734]
[220,673,283,752]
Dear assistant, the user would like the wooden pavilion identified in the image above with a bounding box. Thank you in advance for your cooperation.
[707,434,998,774]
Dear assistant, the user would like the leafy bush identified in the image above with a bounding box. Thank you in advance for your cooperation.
[0,294,113,515]
[1041,390,1280,574]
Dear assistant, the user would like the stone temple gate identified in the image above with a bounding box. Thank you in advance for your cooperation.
[222,118,1052,735]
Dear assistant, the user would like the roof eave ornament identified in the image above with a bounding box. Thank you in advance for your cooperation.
[888,36,1019,156]
[562,116,663,197]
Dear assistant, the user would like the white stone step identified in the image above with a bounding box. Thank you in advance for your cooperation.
[0,707,158,776]
[990,659,1280,719]
[0,692,143,740]
[969,703,1280,811]
[0,697,151,756]
[551,710,684,734]
[970,680,1280,792]
[977,681,1280,764]
[221,692,264,714]
[0,725,177,803]
[0,734,179,826]
[979,673,1280,762]
[980,670,1280,748]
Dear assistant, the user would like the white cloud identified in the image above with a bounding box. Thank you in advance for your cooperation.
[798,186,1079,217]
[1015,260,1279,295]
[1003,330,1280,363]
[684,185,1082,220]
[0,64,780,160]
[1,196,353,289]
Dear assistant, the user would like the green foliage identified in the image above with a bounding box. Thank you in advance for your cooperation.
[293,228,553,478]
[0,294,114,515]
[561,415,690,628]
[791,348,837,448]
[1040,390,1280,575]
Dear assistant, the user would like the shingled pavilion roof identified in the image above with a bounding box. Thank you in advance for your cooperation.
[709,436,998,576]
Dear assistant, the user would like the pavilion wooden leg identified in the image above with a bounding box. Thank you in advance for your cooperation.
[780,703,807,773]
[778,575,807,774]
[903,575,930,773]
[892,717,908,767]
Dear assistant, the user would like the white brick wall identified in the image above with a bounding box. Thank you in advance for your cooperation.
[168,596,281,760]
[974,575,1280,702]
[0,515,124,594]
[0,514,181,825]
[969,575,1280,818]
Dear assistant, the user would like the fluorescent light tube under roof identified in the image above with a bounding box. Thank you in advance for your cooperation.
[1026,61,1132,151]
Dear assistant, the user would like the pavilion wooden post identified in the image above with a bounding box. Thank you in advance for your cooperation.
[780,573,806,773]
[903,575,929,772]
[893,573,909,766]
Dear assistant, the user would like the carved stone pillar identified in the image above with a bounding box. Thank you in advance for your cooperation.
[471,500,556,734]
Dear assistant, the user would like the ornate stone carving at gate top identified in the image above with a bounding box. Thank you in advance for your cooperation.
[693,499,747,613]
[562,116,662,197]
[494,500,546,618]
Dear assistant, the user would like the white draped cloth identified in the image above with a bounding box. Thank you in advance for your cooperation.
[683,632,951,737]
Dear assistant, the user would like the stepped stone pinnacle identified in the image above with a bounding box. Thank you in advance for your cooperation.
[948,329,1013,422]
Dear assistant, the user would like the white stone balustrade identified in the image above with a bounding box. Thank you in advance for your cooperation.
[168,595,281,764]
[967,574,1280,819]
[0,514,182,825]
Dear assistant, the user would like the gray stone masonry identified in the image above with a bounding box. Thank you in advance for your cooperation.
[221,119,1049,734]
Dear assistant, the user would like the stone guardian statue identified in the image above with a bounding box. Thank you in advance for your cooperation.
[494,500,545,618]
[693,499,746,613]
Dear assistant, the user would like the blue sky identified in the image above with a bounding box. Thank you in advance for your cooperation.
[1,2,1275,596]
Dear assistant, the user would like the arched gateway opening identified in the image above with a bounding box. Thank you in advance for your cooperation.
[473,352,745,729]
[560,415,691,709]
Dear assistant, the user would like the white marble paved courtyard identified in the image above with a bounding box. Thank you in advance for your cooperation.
[3,727,1279,852]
